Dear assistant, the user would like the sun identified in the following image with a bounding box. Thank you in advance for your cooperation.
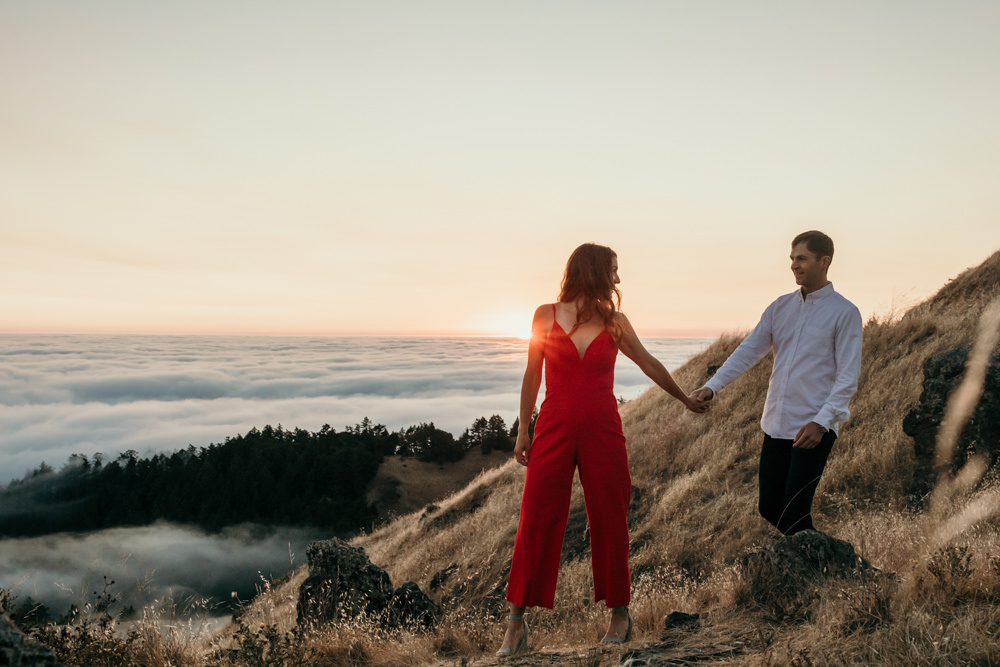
[478,309,534,339]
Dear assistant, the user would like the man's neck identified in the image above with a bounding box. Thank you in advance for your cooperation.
[800,280,831,297]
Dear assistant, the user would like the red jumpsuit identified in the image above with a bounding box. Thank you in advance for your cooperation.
[506,310,632,609]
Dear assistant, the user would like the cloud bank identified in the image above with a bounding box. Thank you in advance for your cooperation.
[0,523,325,616]
[0,334,708,483]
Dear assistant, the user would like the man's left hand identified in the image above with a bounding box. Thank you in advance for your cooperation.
[793,422,826,449]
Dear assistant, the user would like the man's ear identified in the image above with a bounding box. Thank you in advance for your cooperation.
[821,255,832,270]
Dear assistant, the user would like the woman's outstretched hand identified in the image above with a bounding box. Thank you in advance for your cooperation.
[514,431,532,466]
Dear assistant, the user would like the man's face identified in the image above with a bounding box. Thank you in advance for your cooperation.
[790,242,829,290]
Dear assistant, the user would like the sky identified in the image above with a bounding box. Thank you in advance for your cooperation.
[2,1,998,337]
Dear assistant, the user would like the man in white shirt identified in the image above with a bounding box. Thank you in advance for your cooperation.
[691,231,863,535]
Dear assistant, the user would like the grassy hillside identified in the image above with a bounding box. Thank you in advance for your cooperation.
[365,449,512,523]
[15,251,1000,666]
[222,250,1000,666]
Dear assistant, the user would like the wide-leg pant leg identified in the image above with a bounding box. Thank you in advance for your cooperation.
[577,423,631,608]
[506,423,578,609]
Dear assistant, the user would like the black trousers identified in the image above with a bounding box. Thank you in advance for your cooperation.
[758,431,836,535]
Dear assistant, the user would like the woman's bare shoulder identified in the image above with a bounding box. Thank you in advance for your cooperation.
[610,311,638,345]
[530,304,556,336]
[533,303,556,321]
[612,311,633,327]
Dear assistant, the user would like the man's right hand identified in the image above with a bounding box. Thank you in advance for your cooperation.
[689,387,714,406]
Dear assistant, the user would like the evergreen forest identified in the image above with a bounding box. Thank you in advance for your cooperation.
[0,412,532,538]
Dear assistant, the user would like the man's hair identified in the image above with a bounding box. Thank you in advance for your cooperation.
[792,230,834,260]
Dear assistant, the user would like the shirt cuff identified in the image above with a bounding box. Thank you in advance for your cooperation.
[812,409,836,432]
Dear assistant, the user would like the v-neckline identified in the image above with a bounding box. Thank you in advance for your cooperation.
[553,320,606,361]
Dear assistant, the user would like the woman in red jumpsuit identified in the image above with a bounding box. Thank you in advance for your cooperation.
[496,243,707,658]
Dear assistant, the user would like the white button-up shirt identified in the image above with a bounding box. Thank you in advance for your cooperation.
[704,282,863,439]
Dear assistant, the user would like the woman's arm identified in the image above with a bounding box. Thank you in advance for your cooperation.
[615,313,706,413]
[514,305,553,465]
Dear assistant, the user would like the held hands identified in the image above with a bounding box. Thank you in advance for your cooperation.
[792,421,826,449]
[685,386,714,414]
[513,431,532,467]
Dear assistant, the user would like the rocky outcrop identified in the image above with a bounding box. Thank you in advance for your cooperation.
[903,348,1000,501]
[296,538,438,631]
[0,615,59,666]
[737,530,888,621]
[384,581,437,630]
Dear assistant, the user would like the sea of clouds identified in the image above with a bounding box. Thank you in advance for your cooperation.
[0,523,326,619]
[0,334,710,481]
[0,333,709,615]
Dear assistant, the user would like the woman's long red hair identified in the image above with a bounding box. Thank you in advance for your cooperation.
[558,243,622,336]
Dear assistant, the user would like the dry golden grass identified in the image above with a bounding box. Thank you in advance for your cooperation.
[365,449,512,523]
[204,250,1000,667]
[217,251,1000,666]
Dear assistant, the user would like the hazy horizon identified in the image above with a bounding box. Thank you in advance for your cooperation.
[0,327,724,338]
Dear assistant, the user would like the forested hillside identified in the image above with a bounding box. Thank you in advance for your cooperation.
[0,412,520,536]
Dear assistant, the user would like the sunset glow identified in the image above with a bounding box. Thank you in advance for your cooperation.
[474,309,536,340]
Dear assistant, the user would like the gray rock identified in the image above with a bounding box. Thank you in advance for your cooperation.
[385,581,437,630]
[737,530,887,621]
[0,615,60,666]
[296,537,393,627]
[903,348,1000,502]
[296,538,438,631]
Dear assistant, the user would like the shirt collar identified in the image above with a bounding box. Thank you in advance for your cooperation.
[799,282,834,303]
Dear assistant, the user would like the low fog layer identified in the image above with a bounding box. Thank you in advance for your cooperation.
[0,335,709,482]
[0,523,325,616]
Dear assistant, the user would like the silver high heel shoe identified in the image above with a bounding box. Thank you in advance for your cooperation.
[601,608,633,644]
[495,613,529,658]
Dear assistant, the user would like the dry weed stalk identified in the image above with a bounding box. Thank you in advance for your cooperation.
[922,296,1000,552]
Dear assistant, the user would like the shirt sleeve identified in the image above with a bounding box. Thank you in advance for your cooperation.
[812,305,863,431]
[704,304,774,397]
